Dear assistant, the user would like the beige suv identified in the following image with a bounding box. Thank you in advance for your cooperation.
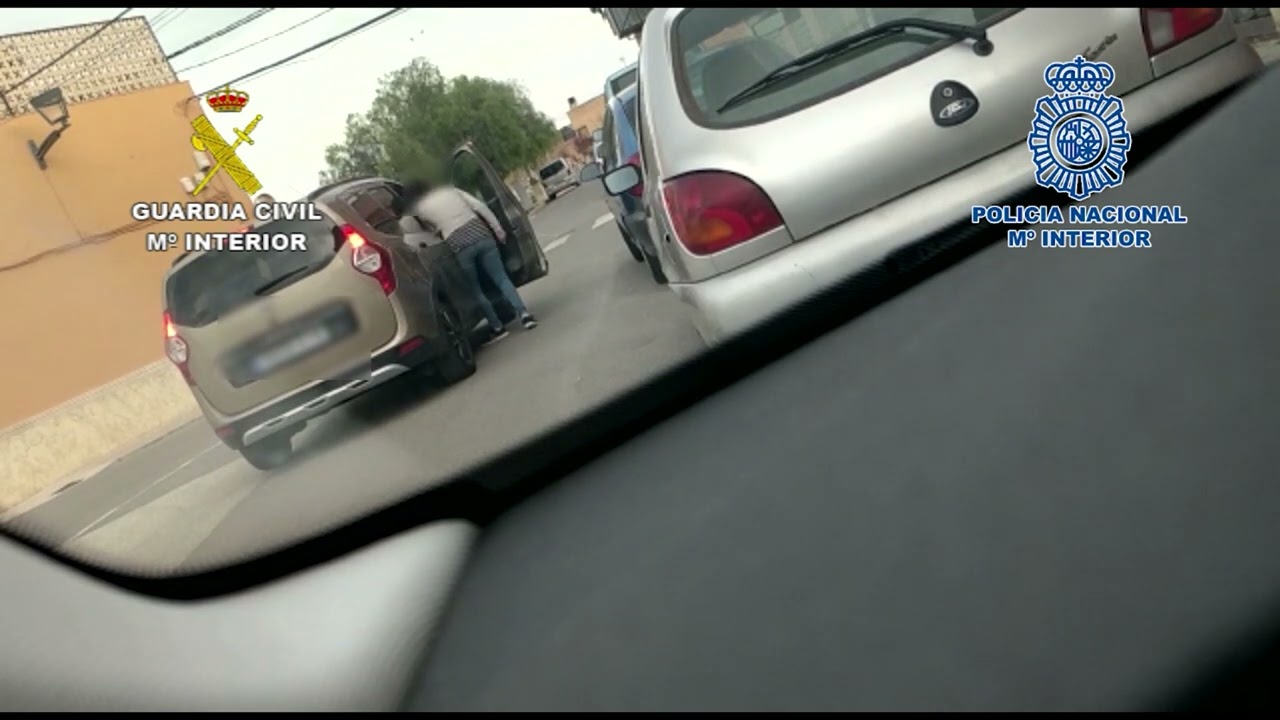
[162,144,549,470]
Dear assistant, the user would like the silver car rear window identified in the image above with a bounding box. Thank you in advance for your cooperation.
[674,8,1014,127]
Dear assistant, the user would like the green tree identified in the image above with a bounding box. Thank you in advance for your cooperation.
[319,58,560,189]
[319,114,384,185]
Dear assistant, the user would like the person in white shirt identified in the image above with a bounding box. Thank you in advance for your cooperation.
[403,179,537,345]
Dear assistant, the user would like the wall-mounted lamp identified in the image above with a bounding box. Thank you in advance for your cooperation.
[28,87,70,171]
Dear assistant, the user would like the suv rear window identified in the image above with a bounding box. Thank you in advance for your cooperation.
[675,8,1013,126]
[165,217,341,328]
[539,160,566,180]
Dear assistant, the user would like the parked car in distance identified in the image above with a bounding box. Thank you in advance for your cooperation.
[163,145,549,471]
[538,158,578,201]
[604,7,1262,345]
[600,82,665,282]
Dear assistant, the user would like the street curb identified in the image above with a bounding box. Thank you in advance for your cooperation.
[0,414,203,524]
[0,360,200,516]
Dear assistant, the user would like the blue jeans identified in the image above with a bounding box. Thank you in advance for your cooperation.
[454,237,528,331]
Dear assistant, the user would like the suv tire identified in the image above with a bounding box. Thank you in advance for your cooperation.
[241,436,293,471]
[432,299,476,385]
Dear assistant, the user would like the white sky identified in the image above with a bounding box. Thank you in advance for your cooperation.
[5,8,640,198]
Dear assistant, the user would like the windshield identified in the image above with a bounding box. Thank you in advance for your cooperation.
[539,160,567,179]
[0,6,1260,583]
[165,219,339,327]
[675,8,1011,124]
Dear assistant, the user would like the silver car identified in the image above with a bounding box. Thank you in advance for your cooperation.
[603,8,1262,345]
[538,158,578,201]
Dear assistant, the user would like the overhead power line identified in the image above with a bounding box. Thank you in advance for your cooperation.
[243,9,406,84]
[201,8,407,94]
[4,8,134,93]
[55,11,174,91]
[25,10,188,99]
[153,8,189,33]
[166,8,275,60]
[175,8,336,74]
[148,8,175,30]
[44,8,204,111]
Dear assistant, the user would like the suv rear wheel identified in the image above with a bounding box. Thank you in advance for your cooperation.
[240,435,293,471]
[431,299,476,385]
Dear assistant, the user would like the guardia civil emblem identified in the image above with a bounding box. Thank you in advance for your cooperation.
[1027,56,1130,202]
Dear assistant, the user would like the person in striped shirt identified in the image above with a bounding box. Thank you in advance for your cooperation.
[403,179,537,345]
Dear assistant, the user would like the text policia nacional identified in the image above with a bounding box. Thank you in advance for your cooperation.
[972,204,1188,249]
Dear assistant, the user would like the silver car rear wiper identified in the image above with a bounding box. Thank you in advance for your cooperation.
[716,18,995,113]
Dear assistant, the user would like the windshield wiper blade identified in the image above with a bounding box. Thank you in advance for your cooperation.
[884,17,994,53]
[254,266,313,296]
[716,18,994,114]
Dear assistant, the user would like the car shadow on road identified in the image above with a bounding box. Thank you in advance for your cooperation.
[285,374,443,465]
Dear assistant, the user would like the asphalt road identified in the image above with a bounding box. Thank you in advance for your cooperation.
[8,183,705,572]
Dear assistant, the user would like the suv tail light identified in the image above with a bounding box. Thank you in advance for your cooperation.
[625,152,644,198]
[661,171,785,256]
[341,225,397,295]
[163,311,193,385]
[1141,8,1223,56]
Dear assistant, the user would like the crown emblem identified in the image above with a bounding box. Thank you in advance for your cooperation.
[205,85,250,113]
[1044,56,1115,95]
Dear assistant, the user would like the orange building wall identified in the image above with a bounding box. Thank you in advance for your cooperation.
[0,81,251,428]
[567,94,607,137]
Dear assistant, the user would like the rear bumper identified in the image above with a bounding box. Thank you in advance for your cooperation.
[206,338,437,449]
[544,179,578,196]
[670,41,1263,346]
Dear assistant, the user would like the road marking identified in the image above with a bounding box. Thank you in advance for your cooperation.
[545,234,570,252]
[591,213,613,230]
[63,458,261,571]
[65,441,224,543]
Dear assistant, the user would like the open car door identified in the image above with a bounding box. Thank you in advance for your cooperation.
[449,142,549,286]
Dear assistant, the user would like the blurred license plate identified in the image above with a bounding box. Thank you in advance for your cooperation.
[250,326,333,376]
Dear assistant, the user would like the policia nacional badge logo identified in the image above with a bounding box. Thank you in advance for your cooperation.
[1027,56,1131,202]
